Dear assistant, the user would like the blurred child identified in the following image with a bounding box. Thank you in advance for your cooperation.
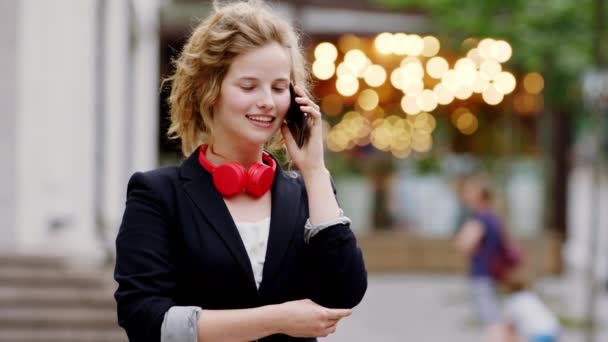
[454,175,512,342]
[502,271,561,342]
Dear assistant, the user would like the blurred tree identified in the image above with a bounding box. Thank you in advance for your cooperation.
[374,0,606,239]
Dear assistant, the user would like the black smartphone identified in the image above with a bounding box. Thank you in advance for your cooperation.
[285,83,309,148]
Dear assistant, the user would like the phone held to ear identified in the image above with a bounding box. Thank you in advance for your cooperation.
[285,83,309,148]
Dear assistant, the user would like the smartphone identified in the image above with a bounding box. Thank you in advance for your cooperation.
[285,83,309,148]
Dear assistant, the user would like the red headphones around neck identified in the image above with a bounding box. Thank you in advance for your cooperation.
[198,144,276,198]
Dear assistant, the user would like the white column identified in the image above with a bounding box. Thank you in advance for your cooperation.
[102,0,132,256]
[0,0,18,250]
[15,0,102,261]
[102,0,162,253]
[131,0,161,172]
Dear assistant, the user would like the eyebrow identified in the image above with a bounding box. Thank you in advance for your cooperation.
[237,77,290,83]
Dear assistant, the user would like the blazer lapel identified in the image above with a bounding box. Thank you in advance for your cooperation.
[179,149,257,291]
[259,168,302,294]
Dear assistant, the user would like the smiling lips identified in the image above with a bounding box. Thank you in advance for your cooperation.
[246,114,275,128]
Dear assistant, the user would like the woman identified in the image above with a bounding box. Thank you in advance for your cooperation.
[113,1,368,341]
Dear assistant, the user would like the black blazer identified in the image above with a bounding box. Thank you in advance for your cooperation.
[114,148,367,342]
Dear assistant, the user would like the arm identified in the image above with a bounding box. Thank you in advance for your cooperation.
[114,172,178,342]
[282,85,367,310]
[454,219,484,256]
[302,174,367,309]
[195,300,350,341]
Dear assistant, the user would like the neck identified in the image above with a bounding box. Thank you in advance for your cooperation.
[206,139,264,169]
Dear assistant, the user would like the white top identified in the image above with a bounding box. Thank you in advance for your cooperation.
[234,217,271,289]
[503,291,560,337]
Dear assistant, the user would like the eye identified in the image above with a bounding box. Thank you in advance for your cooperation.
[240,85,255,91]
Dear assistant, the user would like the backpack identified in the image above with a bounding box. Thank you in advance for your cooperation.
[488,227,522,281]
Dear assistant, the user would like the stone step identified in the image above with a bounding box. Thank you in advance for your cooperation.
[0,268,105,289]
[0,287,115,309]
[0,308,118,329]
[0,254,66,271]
[0,329,127,342]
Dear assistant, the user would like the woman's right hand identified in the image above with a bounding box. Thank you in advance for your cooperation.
[275,299,352,338]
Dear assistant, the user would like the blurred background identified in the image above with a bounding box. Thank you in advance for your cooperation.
[1,0,607,341]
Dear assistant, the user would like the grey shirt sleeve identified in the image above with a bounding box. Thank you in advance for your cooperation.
[161,306,202,342]
[303,209,352,244]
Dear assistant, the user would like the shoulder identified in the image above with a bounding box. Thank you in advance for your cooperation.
[127,166,181,195]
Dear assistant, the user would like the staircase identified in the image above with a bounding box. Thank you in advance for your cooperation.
[0,254,127,342]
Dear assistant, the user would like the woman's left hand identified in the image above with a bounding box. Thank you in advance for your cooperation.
[281,85,326,176]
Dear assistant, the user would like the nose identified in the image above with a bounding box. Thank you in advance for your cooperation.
[256,88,275,111]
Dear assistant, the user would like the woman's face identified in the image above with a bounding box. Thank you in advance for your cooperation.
[212,42,292,147]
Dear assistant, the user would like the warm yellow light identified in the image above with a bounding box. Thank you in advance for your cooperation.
[523,72,544,94]
[442,70,460,92]
[411,136,433,152]
[357,89,380,111]
[338,34,361,53]
[480,60,502,80]
[336,62,355,78]
[401,95,421,115]
[314,42,338,62]
[344,49,370,77]
[374,32,395,55]
[402,79,424,96]
[312,60,335,80]
[321,94,344,116]
[407,34,424,56]
[462,38,479,51]
[494,71,517,94]
[416,89,438,112]
[390,68,405,89]
[371,126,392,151]
[454,86,473,100]
[400,56,422,67]
[455,58,477,87]
[363,64,387,87]
[489,40,512,63]
[401,62,425,79]
[434,83,455,105]
[422,36,441,57]
[467,48,483,66]
[451,107,469,127]
[482,84,504,105]
[393,33,409,55]
[414,112,436,134]
[478,38,496,60]
[472,73,489,93]
[327,129,350,152]
[457,113,478,135]
[336,75,359,96]
[392,147,412,159]
[455,58,477,71]
[427,57,449,79]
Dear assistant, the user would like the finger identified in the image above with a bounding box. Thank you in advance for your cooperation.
[293,84,306,97]
[299,106,321,120]
[322,323,338,336]
[327,308,352,319]
[323,318,340,328]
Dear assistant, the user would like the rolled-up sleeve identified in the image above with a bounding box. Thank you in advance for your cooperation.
[161,306,202,342]
[114,172,178,342]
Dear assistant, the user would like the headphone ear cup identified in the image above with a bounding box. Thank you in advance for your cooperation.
[214,162,247,197]
[246,162,275,198]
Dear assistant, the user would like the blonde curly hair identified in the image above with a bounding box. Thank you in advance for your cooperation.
[164,0,311,157]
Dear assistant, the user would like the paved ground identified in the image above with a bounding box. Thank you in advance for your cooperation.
[323,274,608,342]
